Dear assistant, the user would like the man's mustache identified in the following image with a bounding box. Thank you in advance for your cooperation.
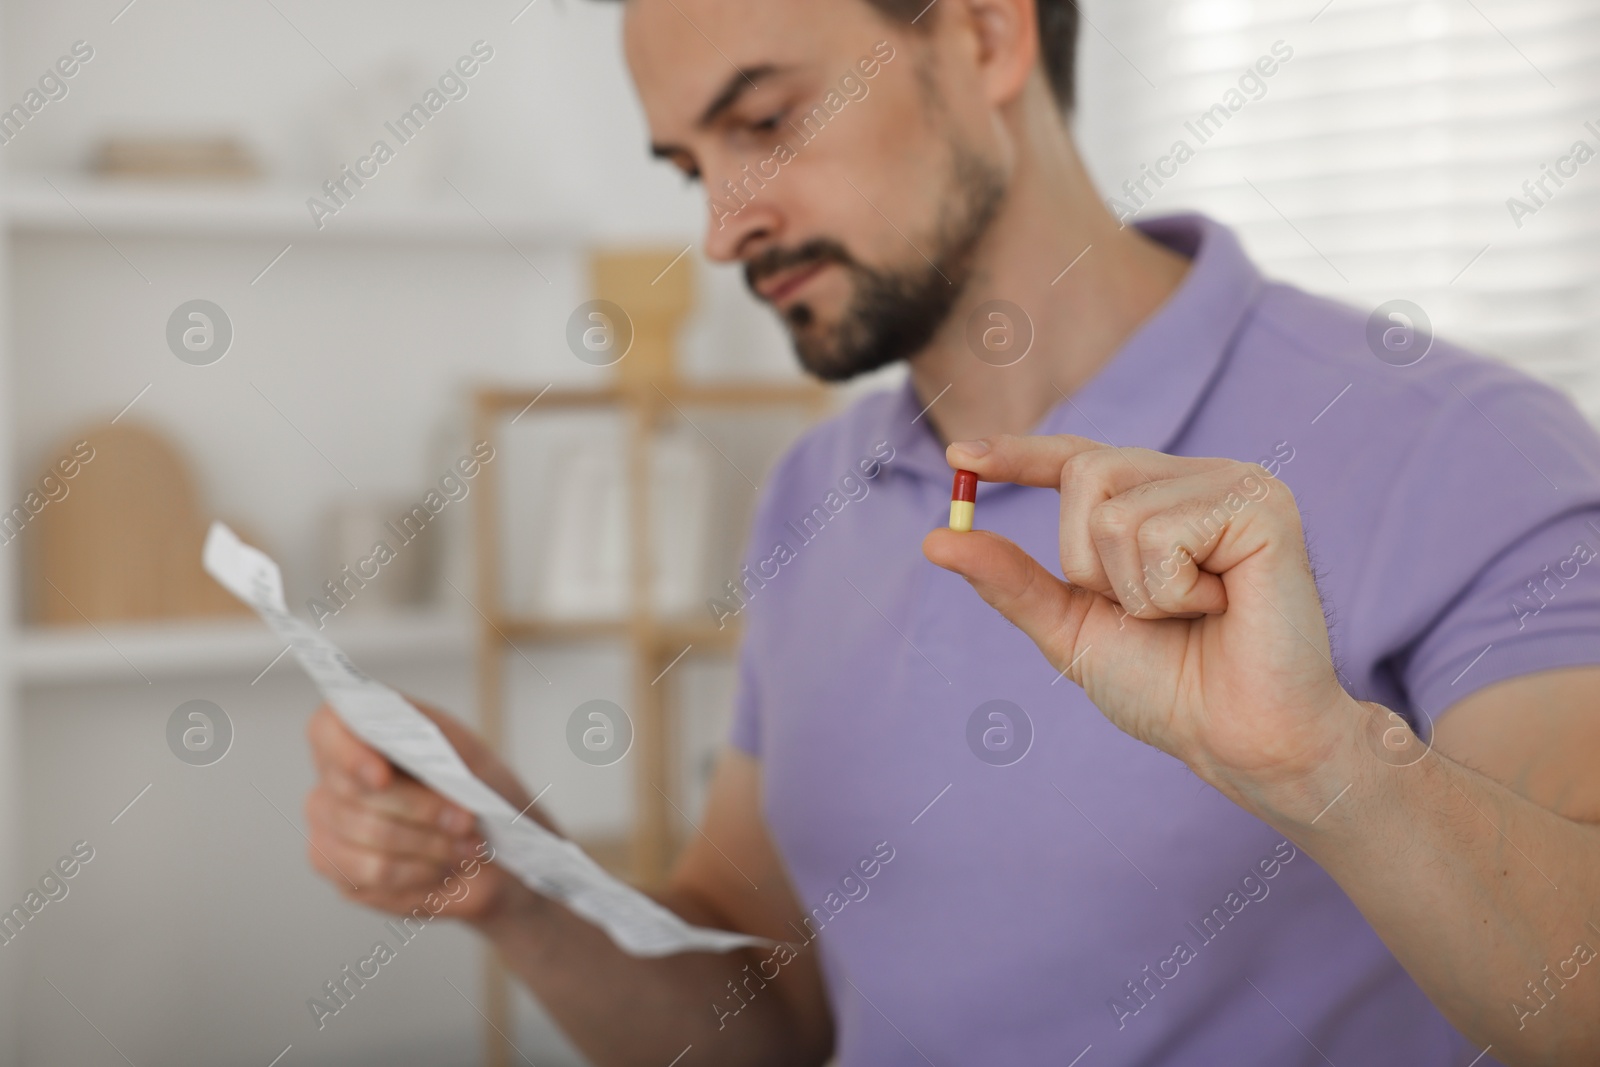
[744,239,857,296]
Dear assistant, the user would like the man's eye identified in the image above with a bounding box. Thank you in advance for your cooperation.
[751,111,785,133]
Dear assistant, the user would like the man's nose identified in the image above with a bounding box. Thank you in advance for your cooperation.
[701,164,784,265]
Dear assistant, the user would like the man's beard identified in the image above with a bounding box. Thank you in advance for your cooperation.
[744,147,1007,383]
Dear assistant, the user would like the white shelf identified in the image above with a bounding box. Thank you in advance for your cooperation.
[1,176,580,244]
[18,609,472,686]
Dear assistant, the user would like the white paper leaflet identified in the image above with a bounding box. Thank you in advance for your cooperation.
[203,522,764,957]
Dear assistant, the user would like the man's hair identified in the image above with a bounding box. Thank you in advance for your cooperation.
[867,0,1079,113]
[605,0,1080,114]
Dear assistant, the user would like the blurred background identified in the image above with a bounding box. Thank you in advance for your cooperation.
[0,1,1594,1065]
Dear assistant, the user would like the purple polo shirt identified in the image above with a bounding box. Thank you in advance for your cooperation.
[725,214,1600,1066]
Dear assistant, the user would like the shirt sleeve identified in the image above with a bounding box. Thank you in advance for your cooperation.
[1397,506,1600,723]
[1364,362,1600,727]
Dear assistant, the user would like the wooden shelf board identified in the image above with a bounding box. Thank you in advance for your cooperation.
[492,618,630,642]
[18,610,472,686]
[651,622,741,651]
[3,176,583,245]
[489,616,740,652]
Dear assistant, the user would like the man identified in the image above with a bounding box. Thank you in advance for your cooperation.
[303,0,1600,1063]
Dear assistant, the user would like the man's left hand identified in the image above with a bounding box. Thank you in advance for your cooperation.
[923,434,1360,802]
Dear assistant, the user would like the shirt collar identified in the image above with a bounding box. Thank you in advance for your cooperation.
[877,213,1265,482]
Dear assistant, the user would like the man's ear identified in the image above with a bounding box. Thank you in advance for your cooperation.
[961,0,1041,109]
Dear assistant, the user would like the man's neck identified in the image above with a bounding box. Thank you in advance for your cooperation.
[908,133,1191,447]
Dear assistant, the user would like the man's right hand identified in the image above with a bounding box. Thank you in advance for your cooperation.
[302,701,541,924]
[306,704,834,1066]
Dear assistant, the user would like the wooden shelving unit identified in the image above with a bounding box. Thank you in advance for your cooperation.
[471,382,814,872]
[469,250,828,1066]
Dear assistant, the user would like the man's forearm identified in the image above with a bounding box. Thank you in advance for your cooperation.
[468,886,821,1067]
[1220,696,1600,1064]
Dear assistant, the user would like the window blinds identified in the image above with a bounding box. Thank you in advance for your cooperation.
[1077,0,1600,421]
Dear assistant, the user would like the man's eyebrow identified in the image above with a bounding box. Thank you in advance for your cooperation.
[698,64,781,126]
[650,64,784,161]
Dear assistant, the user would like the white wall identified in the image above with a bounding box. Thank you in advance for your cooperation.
[17,660,503,1067]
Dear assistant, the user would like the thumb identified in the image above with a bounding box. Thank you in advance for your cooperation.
[922,528,1094,670]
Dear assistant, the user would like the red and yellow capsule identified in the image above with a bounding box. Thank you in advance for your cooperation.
[949,469,978,532]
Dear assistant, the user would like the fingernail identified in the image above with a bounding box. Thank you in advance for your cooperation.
[361,762,386,789]
[441,808,474,834]
[952,439,990,458]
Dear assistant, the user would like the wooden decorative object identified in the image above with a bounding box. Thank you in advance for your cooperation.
[90,136,261,181]
[592,247,695,390]
[27,423,248,624]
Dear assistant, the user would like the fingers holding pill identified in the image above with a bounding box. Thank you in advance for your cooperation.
[940,435,1250,619]
[929,428,1351,808]
[949,433,1210,491]
[946,434,1109,487]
